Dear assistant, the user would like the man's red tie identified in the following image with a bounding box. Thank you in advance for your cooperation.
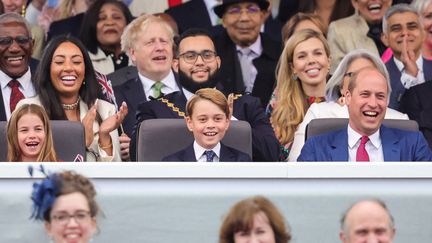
[168,0,182,7]
[8,80,25,112]
[356,136,370,162]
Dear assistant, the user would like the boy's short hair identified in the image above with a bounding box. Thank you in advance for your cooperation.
[186,88,230,118]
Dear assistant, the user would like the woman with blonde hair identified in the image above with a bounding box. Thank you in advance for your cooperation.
[288,49,408,161]
[267,29,330,160]
[7,104,57,162]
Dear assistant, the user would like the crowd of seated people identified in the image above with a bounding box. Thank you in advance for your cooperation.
[1,0,432,162]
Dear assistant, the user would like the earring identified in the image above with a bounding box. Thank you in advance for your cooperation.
[291,73,298,81]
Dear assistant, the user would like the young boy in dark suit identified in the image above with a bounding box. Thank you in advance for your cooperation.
[163,88,251,162]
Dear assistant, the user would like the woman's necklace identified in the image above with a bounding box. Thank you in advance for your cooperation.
[62,97,80,110]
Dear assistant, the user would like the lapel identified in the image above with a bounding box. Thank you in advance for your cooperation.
[0,88,6,121]
[423,58,432,81]
[124,77,146,106]
[380,125,400,161]
[220,143,236,162]
[217,31,245,93]
[329,129,349,161]
[184,144,198,161]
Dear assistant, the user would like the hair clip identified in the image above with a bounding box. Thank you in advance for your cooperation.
[29,165,60,221]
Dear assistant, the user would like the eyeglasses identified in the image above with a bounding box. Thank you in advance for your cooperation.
[0,36,32,46]
[344,72,354,78]
[51,211,92,225]
[225,5,261,17]
[178,50,217,64]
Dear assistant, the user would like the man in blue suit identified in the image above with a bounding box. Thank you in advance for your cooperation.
[131,28,280,161]
[298,67,432,162]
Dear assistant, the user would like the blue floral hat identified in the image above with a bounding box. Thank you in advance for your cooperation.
[29,165,61,221]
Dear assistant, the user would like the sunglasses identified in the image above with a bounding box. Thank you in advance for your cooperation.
[0,36,32,46]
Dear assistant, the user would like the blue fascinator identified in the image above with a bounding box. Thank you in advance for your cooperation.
[29,165,61,221]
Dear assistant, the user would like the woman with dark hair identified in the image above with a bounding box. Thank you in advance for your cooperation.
[17,35,127,161]
[219,196,291,243]
[79,0,134,74]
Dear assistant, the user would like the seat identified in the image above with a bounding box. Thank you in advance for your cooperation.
[0,120,86,162]
[305,118,419,141]
[136,119,252,161]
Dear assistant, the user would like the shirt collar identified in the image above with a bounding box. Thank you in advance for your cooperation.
[236,35,263,56]
[0,68,32,90]
[182,88,194,101]
[193,141,221,161]
[138,70,176,96]
[347,124,381,149]
[393,55,423,72]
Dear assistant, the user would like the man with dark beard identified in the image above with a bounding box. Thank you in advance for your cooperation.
[130,28,280,161]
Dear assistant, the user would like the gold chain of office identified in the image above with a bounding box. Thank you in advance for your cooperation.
[159,93,243,118]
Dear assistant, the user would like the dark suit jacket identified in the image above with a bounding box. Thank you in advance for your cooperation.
[112,74,145,137]
[47,13,84,42]
[162,143,251,161]
[0,59,39,121]
[214,30,281,107]
[400,81,432,148]
[107,65,138,87]
[298,125,432,161]
[165,0,281,41]
[165,0,213,34]
[132,91,280,162]
[385,57,432,111]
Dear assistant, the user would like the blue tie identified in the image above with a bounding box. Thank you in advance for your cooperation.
[204,150,216,162]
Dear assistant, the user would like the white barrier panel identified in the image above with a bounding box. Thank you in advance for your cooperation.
[1,163,432,243]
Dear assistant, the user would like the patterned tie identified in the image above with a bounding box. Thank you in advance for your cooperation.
[356,136,370,162]
[8,80,25,112]
[238,48,253,93]
[152,82,164,99]
[204,150,216,162]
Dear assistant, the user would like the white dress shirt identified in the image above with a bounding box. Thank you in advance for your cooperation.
[0,69,35,120]
[194,141,221,162]
[139,70,179,101]
[347,125,384,162]
[393,56,425,89]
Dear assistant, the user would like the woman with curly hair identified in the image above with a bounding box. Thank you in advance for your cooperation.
[30,169,100,243]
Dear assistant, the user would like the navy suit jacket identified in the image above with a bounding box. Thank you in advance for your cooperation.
[112,73,144,137]
[131,91,280,162]
[162,143,251,161]
[386,57,432,111]
[214,30,281,107]
[298,125,432,161]
[400,81,432,148]
[0,59,39,121]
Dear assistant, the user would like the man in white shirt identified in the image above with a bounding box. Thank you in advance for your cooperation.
[113,14,180,137]
[298,67,432,161]
[381,4,432,110]
[0,13,38,121]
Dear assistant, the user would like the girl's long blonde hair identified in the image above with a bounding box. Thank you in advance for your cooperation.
[271,29,330,145]
[7,104,57,162]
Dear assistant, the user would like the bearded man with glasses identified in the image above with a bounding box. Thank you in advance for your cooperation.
[0,12,39,121]
[131,28,280,161]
